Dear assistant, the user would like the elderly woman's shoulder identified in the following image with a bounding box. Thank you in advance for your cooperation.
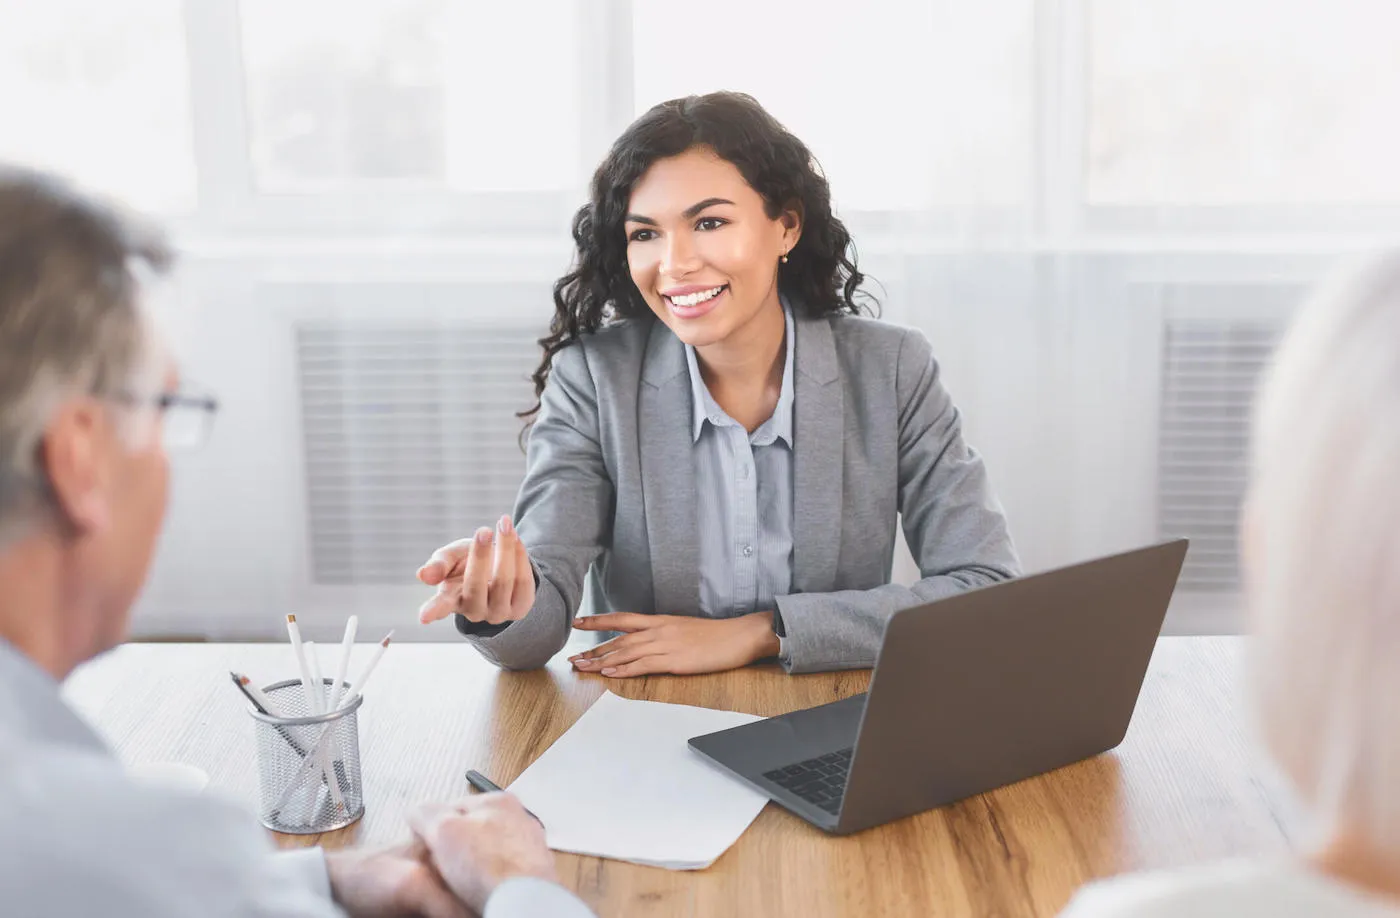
[1060,860,1400,918]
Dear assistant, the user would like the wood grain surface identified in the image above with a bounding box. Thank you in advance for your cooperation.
[63,636,1297,917]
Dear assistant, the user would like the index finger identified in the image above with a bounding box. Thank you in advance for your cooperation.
[572,612,655,632]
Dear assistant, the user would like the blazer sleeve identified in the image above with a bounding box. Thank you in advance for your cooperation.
[773,327,1021,673]
[456,342,614,670]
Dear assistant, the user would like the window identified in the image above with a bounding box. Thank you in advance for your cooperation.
[4,1,1397,230]
[1089,0,1400,206]
[239,0,584,194]
[631,0,1033,213]
[0,0,196,213]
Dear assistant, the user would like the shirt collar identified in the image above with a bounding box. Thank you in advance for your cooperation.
[0,636,109,754]
[685,299,796,446]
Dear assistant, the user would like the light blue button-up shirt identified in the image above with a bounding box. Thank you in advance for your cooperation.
[684,303,796,654]
[0,637,592,918]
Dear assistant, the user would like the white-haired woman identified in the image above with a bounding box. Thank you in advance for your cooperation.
[1062,253,1400,917]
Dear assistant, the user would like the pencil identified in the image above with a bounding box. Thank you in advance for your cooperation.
[327,615,359,712]
[270,631,394,816]
[285,615,318,714]
[304,640,325,713]
[341,630,393,707]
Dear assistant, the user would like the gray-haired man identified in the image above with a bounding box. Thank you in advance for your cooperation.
[0,167,593,918]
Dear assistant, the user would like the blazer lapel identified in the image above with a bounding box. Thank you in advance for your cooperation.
[638,320,701,615]
[792,313,844,595]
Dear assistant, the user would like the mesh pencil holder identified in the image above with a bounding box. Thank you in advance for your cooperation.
[250,679,365,834]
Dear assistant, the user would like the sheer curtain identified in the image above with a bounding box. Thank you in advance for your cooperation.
[1,0,1395,639]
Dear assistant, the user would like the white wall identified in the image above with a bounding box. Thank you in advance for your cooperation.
[130,236,1343,644]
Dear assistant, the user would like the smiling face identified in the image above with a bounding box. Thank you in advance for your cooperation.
[624,146,800,350]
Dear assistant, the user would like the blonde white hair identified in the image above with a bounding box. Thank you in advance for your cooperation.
[1247,251,1400,852]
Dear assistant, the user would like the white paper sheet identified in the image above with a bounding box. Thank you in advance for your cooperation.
[507,691,769,870]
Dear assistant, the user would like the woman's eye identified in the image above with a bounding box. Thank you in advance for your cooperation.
[628,229,657,243]
[696,217,727,231]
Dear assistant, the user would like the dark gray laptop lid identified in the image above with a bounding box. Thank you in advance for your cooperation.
[836,539,1188,834]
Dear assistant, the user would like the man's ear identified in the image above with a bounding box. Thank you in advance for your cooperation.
[38,399,112,536]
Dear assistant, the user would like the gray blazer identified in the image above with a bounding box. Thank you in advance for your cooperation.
[459,309,1020,674]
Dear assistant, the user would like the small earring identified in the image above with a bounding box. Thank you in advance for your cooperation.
[780,252,789,264]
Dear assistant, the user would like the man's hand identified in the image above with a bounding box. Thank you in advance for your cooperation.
[417,515,535,626]
[568,611,781,678]
[407,793,557,916]
[325,842,471,918]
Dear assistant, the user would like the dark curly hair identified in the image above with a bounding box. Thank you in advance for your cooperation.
[521,91,877,423]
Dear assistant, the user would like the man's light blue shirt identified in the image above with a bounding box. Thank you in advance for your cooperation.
[0,637,592,918]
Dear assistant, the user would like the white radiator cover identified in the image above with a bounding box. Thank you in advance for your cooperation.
[1156,318,1284,592]
[297,322,536,585]
[125,253,1328,642]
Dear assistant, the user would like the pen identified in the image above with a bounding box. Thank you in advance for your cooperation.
[464,769,505,794]
[465,769,544,828]
[229,671,305,756]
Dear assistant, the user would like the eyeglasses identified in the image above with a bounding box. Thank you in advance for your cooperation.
[153,389,220,449]
[109,386,220,450]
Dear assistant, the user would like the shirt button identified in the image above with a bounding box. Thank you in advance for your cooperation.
[741,544,754,557]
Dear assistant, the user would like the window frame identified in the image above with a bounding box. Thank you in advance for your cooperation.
[44,0,1396,247]
[172,0,629,238]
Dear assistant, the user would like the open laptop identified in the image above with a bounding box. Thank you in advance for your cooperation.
[688,539,1189,835]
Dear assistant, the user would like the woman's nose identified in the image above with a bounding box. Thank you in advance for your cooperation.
[660,233,701,277]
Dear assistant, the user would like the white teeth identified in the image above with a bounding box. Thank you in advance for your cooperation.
[668,285,725,308]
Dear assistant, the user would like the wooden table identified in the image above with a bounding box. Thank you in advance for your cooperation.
[64,636,1296,917]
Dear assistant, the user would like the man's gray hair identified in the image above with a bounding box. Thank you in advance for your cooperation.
[0,166,172,539]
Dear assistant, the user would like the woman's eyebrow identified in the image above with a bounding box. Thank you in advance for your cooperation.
[625,197,736,225]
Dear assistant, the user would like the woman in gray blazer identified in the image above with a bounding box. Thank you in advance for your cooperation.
[418,92,1020,676]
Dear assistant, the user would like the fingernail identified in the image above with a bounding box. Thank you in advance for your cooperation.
[503,515,515,535]
[496,517,506,534]
[476,529,492,545]
[601,667,616,676]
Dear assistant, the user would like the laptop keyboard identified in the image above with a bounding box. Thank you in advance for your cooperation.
[762,747,853,814]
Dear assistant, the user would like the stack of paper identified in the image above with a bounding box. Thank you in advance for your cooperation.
[507,691,769,870]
